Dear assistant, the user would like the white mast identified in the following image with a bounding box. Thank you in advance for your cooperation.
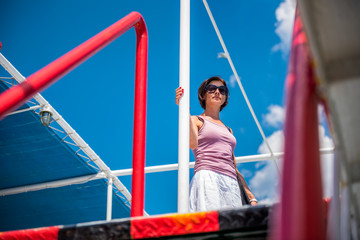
[178,0,190,213]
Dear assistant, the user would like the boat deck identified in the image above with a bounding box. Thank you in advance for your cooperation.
[0,205,271,240]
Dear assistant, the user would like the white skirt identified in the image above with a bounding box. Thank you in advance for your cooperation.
[189,169,243,212]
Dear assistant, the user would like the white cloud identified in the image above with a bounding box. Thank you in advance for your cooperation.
[258,130,284,154]
[249,115,334,203]
[228,74,237,88]
[319,125,333,149]
[258,197,278,205]
[239,168,253,178]
[263,105,285,128]
[250,159,280,203]
[255,161,266,169]
[272,0,296,55]
[249,130,284,203]
[263,104,328,129]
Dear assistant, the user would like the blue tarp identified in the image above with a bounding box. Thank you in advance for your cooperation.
[0,82,130,231]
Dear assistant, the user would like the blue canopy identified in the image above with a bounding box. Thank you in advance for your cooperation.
[0,81,130,231]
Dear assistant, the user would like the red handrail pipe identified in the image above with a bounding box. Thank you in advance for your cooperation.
[270,9,325,239]
[0,12,148,217]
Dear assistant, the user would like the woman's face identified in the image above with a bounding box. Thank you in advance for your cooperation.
[204,80,227,109]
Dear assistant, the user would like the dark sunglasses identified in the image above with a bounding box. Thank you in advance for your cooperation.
[205,84,228,95]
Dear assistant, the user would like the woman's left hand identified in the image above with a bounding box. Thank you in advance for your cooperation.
[250,201,258,206]
[175,87,184,105]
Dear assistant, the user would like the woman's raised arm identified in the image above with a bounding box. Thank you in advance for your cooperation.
[175,87,200,149]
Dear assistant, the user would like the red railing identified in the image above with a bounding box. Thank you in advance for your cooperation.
[271,9,326,239]
[0,12,148,217]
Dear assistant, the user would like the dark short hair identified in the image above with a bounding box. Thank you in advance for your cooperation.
[198,76,229,111]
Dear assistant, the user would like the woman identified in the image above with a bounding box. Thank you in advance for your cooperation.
[175,76,257,212]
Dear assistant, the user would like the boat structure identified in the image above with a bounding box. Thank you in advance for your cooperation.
[0,0,359,239]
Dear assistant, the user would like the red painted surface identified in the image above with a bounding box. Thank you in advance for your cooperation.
[0,226,59,240]
[0,12,148,217]
[131,211,219,239]
[131,17,148,218]
[271,9,326,240]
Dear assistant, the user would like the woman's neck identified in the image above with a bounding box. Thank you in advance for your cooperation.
[202,106,220,120]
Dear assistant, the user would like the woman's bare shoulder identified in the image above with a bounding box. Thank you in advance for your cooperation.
[190,115,202,121]
[191,115,203,128]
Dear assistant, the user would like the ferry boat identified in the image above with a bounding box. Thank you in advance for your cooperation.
[0,0,359,239]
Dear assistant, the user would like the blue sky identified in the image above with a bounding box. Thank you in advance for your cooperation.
[1,0,333,216]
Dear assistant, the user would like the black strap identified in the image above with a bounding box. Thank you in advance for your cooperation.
[196,116,204,123]
[237,174,251,205]
[227,126,250,205]
[226,126,231,133]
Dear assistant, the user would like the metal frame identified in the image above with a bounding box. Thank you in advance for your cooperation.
[0,54,135,217]
[0,147,334,197]
[299,1,360,236]
[0,11,148,218]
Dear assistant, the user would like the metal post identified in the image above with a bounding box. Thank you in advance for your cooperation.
[273,10,326,239]
[178,0,190,213]
[106,177,113,221]
[327,151,340,240]
[131,15,148,217]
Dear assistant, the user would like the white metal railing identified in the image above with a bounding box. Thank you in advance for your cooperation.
[103,147,335,176]
[0,52,141,217]
[5,105,41,116]
[0,147,334,197]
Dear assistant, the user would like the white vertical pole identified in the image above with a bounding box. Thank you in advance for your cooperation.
[106,177,113,221]
[178,0,190,213]
[340,185,350,240]
[327,152,340,240]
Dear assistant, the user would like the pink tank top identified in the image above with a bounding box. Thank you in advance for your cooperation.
[193,116,237,180]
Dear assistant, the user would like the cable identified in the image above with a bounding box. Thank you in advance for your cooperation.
[202,0,280,175]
